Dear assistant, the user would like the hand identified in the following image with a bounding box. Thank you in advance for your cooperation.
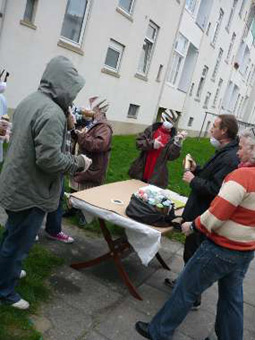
[75,127,88,135]
[183,171,195,183]
[181,222,192,236]
[81,154,92,172]
[176,130,188,141]
[154,136,164,149]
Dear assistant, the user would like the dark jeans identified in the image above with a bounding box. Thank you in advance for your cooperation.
[149,240,254,340]
[0,207,45,303]
[45,182,64,235]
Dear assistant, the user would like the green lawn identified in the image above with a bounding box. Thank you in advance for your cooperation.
[0,136,214,339]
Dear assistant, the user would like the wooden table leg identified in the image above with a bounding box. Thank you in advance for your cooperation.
[70,218,143,300]
[155,252,171,271]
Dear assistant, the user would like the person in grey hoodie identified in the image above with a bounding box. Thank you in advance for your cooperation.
[0,56,91,310]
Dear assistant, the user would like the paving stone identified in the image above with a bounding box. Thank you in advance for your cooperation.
[41,298,93,340]
[94,302,150,340]
[82,331,110,340]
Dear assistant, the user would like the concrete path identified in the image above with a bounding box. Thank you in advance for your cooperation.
[0,209,254,339]
[32,222,255,340]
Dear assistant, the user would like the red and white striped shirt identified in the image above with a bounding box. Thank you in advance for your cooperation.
[195,166,255,251]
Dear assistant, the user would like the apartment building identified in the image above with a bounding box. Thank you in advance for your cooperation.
[0,0,184,134]
[0,0,254,135]
[161,0,255,136]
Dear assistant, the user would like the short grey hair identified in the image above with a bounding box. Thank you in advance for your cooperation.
[239,128,255,163]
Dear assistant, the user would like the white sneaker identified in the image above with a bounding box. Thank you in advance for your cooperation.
[19,270,26,279]
[11,298,30,310]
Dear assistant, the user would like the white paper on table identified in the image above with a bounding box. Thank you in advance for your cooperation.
[70,197,161,266]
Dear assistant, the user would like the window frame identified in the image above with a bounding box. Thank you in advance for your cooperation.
[226,32,236,63]
[196,65,209,99]
[213,78,223,107]
[185,0,197,14]
[226,0,238,31]
[203,91,211,108]
[212,48,223,80]
[137,21,159,76]
[211,8,224,47]
[60,0,90,47]
[167,33,188,85]
[118,0,135,15]
[104,39,125,72]
[23,0,38,24]
[127,104,140,119]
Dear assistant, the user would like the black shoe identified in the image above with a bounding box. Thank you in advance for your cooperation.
[164,278,176,289]
[135,321,151,339]
[191,297,201,311]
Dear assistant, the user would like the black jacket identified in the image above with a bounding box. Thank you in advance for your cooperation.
[182,139,239,221]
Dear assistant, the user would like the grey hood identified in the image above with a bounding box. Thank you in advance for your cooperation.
[39,55,85,111]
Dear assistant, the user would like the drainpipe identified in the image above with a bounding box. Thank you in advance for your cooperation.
[0,0,8,40]
[153,0,186,122]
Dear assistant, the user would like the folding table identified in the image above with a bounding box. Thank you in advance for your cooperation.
[70,179,186,300]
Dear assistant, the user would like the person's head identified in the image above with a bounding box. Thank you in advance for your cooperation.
[161,109,178,131]
[210,114,238,147]
[39,56,85,112]
[237,128,255,164]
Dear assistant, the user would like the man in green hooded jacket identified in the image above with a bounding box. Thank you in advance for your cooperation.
[0,56,91,309]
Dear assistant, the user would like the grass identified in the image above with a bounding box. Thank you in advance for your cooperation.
[0,136,214,339]
[74,135,214,239]
[0,227,63,340]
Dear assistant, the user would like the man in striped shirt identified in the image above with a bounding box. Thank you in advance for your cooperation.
[135,128,255,340]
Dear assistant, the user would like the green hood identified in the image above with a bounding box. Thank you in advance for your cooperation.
[38,55,85,111]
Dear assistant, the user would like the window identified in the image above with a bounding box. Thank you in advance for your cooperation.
[167,33,188,85]
[118,0,134,14]
[211,9,224,46]
[156,64,163,81]
[239,45,250,76]
[196,65,208,98]
[213,78,223,107]
[23,0,38,23]
[60,0,89,45]
[196,0,213,31]
[239,0,248,18]
[127,104,139,118]
[203,92,211,108]
[233,93,240,113]
[104,39,125,72]
[137,21,159,75]
[249,66,255,86]
[226,32,236,62]
[247,63,254,84]
[188,117,194,127]
[226,0,238,31]
[212,48,223,80]
[237,96,244,117]
[204,121,211,136]
[189,82,194,96]
[185,0,197,14]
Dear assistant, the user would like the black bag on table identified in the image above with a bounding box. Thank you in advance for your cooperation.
[126,194,177,227]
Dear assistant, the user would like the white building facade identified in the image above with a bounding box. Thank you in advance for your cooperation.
[0,0,255,135]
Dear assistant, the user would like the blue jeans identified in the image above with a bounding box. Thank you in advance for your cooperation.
[0,207,45,303]
[45,181,64,235]
[149,240,254,340]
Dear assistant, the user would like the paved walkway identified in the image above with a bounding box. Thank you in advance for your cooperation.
[1,210,255,339]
